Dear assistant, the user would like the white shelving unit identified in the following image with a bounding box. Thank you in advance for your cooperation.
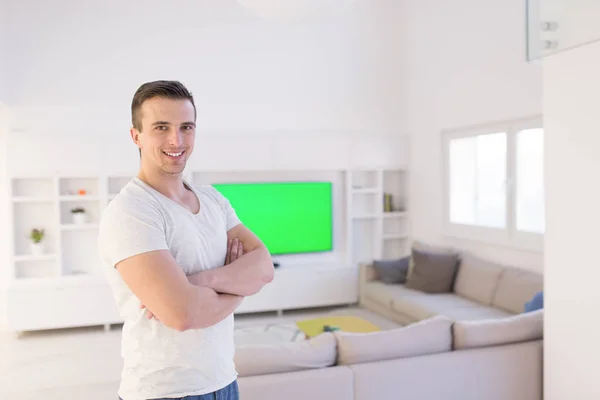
[6,174,133,332]
[5,168,410,332]
[346,168,410,265]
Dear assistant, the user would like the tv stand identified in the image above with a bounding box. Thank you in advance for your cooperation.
[234,262,358,315]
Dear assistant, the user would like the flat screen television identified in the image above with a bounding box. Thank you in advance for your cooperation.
[212,181,333,255]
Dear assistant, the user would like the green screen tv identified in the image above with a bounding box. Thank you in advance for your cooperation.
[212,181,333,255]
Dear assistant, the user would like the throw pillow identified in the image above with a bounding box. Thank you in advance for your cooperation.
[524,291,544,312]
[404,248,460,293]
[408,241,458,280]
[372,256,410,284]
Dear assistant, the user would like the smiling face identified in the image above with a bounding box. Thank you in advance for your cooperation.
[130,96,196,177]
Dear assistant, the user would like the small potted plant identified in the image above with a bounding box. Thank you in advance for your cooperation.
[71,207,87,225]
[29,228,45,255]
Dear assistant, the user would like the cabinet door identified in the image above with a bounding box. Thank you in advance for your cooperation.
[7,281,122,331]
[235,267,359,314]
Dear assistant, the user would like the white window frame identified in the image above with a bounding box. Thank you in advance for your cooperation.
[442,116,544,252]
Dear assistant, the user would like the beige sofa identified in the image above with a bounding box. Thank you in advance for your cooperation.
[235,248,544,400]
[359,249,544,326]
[235,311,543,400]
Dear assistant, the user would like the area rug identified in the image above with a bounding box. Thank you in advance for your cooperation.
[233,307,402,346]
[234,322,305,346]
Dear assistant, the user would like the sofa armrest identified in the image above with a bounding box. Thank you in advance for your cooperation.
[359,263,379,285]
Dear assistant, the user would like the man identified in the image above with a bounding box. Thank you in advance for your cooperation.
[98,80,274,400]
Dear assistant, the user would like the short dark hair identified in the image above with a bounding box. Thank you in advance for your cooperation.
[131,80,196,131]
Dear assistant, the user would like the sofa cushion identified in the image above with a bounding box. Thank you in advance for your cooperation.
[441,306,513,321]
[372,257,410,284]
[234,332,337,377]
[453,309,544,350]
[334,315,453,365]
[453,253,505,306]
[491,267,544,313]
[405,248,460,293]
[408,240,459,279]
[361,281,425,308]
[391,292,512,322]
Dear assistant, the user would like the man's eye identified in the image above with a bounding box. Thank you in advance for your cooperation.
[182,126,194,131]
[156,126,168,131]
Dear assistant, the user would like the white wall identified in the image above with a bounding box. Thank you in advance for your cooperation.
[543,37,600,400]
[4,0,406,173]
[0,105,8,331]
[400,0,544,271]
[7,0,402,130]
[0,0,8,102]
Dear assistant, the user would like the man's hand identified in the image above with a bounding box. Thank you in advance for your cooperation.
[141,237,245,320]
[187,224,274,297]
[225,237,245,265]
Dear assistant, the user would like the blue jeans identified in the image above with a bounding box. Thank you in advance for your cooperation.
[120,380,239,400]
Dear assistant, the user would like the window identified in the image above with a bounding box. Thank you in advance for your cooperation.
[443,118,544,251]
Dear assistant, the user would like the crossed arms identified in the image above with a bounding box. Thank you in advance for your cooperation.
[115,223,274,332]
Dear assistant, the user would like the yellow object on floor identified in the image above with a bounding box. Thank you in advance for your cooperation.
[296,316,380,338]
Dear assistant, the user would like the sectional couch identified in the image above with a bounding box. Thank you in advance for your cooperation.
[235,311,543,400]
[234,244,544,400]
[359,244,544,325]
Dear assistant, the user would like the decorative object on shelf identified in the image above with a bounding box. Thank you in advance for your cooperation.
[383,192,393,212]
[78,189,87,196]
[71,207,87,225]
[29,228,45,255]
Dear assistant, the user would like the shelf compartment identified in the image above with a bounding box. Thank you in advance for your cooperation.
[351,192,379,217]
[108,176,132,196]
[12,202,58,257]
[382,169,407,213]
[60,200,101,225]
[350,170,381,191]
[14,259,59,279]
[11,177,54,198]
[60,229,103,276]
[59,177,100,196]
[383,217,409,236]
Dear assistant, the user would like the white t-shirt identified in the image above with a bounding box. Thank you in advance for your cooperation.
[97,177,241,400]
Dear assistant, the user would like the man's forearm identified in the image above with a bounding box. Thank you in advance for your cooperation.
[188,246,274,297]
[182,286,244,330]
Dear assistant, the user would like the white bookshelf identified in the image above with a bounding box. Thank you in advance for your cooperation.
[6,174,133,332]
[8,175,132,280]
[346,168,410,265]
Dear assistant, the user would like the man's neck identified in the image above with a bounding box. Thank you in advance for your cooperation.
[137,168,188,200]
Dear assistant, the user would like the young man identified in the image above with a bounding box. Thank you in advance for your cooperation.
[98,80,274,400]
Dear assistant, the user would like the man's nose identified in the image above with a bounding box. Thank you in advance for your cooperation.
[169,129,184,146]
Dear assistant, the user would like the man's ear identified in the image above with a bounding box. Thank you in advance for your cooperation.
[130,127,141,149]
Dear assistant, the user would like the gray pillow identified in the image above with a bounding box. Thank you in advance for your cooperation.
[404,248,460,293]
[372,257,410,284]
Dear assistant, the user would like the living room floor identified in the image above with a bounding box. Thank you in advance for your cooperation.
[0,306,401,400]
